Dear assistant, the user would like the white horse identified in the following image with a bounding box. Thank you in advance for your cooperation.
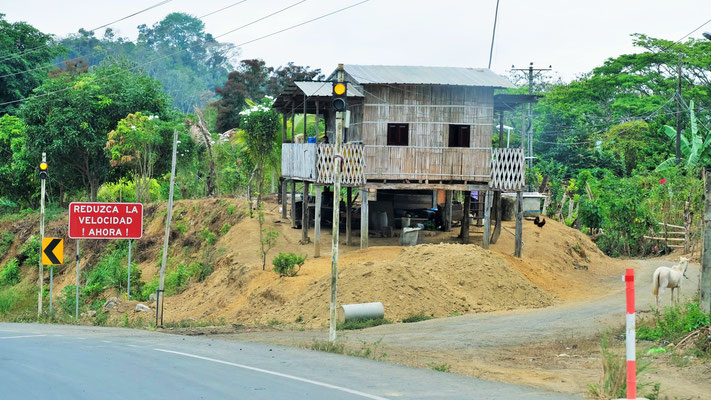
[652,256,689,308]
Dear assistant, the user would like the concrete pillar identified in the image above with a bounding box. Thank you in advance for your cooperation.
[360,188,369,249]
[483,190,493,249]
[515,191,523,257]
[302,181,310,244]
[314,186,322,257]
[346,187,352,246]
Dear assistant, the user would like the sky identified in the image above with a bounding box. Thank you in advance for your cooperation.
[2,0,711,81]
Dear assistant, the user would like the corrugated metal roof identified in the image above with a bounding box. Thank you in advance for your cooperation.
[337,65,515,88]
[294,81,363,97]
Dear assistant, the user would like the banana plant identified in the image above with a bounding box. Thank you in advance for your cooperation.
[656,100,711,171]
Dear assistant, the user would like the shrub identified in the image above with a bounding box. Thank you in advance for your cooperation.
[0,288,17,314]
[638,301,710,343]
[198,228,217,245]
[402,312,433,323]
[175,221,188,234]
[272,252,306,277]
[0,258,21,286]
[0,232,15,254]
[18,234,40,266]
[226,205,236,215]
[337,317,391,330]
[219,223,231,236]
[59,285,80,316]
[188,261,213,282]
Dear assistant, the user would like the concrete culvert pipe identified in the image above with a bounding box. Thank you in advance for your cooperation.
[338,302,385,324]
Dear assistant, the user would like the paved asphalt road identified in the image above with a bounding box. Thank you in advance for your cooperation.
[0,323,577,400]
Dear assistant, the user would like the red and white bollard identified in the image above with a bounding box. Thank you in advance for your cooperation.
[625,268,637,399]
[617,268,647,400]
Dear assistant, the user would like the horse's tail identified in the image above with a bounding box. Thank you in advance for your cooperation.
[652,269,660,296]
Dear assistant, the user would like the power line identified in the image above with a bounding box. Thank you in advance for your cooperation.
[674,17,711,44]
[0,0,371,108]
[199,0,249,19]
[0,0,174,63]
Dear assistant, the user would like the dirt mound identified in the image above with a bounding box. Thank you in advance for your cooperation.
[490,218,625,301]
[166,243,556,327]
[287,243,555,323]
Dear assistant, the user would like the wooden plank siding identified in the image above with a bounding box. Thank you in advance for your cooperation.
[350,84,494,182]
[281,143,317,181]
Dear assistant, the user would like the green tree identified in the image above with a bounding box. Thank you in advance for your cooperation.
[0,115,34,204]
[21,64,170,201]
[239,97,280,269]
[106,112,166,202]
[0,14,65,114]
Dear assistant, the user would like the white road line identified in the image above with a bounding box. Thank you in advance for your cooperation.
[0,335,47,339]
[101,340,112,343]
[53,335,63,337]
[154,348,390,400]
[127,344,140,348]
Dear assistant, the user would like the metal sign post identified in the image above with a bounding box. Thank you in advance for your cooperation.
[329,65,346,343]
[76,240,80,319]
[41,237,63,313]
[38,152,46,316]
[127,239,132,300]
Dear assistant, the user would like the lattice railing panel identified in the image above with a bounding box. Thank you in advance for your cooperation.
[489,148,524,190]
[316,143,366,186]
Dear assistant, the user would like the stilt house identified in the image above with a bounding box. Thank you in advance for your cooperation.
[274,64,528,254]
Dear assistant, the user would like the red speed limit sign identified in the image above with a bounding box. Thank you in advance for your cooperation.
[68,202,143,239]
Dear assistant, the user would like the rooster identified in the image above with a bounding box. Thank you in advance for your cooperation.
[534,217,546,228]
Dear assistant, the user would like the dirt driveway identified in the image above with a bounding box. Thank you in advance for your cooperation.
[187,259,708,398]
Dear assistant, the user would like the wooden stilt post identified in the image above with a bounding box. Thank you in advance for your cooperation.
[483,190,493,249]
[303,94,307,138]
[291,180,296,228]
[291,103,295,142]
[444,190,452,232]
[461,190,471,244]
[314,185,322,257]
[360,188,369,249]
[302,181,310,243]
[346,187,352,246]
[282,109,287,143]
[515,191,523,257]
[281,179,288,219]
[491,190,502,244]
[492,111,504,244]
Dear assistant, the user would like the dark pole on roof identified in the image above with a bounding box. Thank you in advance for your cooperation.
[487,0,500,69]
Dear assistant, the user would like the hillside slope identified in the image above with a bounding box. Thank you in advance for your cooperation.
[0,197,624,326]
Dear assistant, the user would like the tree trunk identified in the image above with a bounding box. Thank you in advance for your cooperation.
[90,179,99,202]
[701,167,711,313]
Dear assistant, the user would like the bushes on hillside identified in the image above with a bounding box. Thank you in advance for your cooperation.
[272,253,306,277]
[0,258,20,286]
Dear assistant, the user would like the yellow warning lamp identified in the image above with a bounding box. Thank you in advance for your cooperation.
[332,81,347,111]
[39,162,48,180]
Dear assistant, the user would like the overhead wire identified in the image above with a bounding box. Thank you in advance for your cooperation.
[0,0,372,108]
[0,0,174,63]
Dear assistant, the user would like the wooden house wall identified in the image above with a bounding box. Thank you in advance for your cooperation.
[352,84,494,182]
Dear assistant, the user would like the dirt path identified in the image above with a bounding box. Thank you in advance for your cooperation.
[194,258,708,398]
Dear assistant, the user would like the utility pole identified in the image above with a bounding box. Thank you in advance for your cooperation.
[675,53,682,164]
[329,65,346,343]
[512,62,551,188]
[38,152,46,316]
[156,130,178,327]
[487,0,500,69]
